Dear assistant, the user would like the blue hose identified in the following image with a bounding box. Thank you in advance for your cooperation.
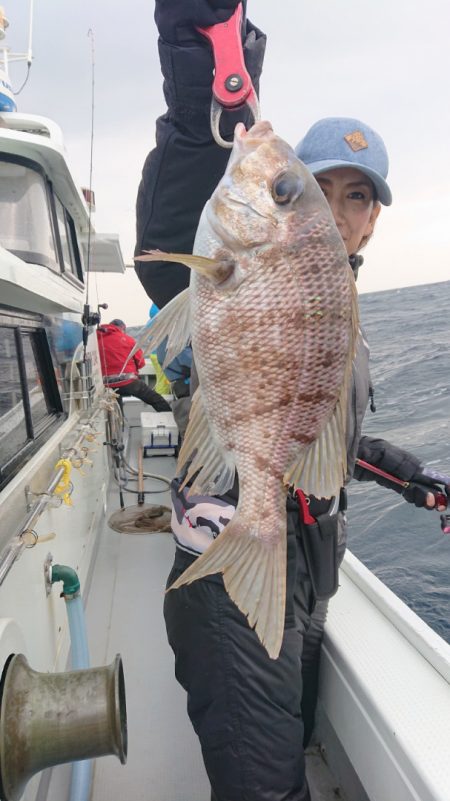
[51,567,93,801]
[65,595,92,801]
[66,595,90,671]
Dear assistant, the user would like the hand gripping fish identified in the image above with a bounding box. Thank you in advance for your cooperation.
[135,120,359,659]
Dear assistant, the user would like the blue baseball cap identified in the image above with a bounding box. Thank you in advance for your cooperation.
[295,117,392,206]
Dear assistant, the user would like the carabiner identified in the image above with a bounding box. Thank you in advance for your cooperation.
[197,3,261,148]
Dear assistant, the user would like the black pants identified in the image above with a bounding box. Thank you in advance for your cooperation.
[163,499,335,801]
[115,379,171,411]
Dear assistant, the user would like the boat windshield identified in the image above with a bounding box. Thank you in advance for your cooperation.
[0,158,59,271]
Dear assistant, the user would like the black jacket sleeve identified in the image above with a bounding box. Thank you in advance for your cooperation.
[134,23,266,308]
[354,435,422,491]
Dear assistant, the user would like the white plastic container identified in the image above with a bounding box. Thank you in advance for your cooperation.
[140,411,179,456]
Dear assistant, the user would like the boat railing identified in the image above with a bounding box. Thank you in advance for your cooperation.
[341,550,450,682]
[0,396,115,586]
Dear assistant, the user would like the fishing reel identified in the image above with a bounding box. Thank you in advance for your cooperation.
[81,302,108,352]
[81,302,108,331]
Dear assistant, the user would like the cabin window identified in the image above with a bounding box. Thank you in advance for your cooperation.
[0,309,64,491]
[54,195,83,282]
[0,159,60,272]
[0,155,85,282]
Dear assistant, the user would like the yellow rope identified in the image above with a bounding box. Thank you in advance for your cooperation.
[54,459,73,506]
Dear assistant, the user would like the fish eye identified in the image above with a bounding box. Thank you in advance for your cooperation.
[271,170,304,205]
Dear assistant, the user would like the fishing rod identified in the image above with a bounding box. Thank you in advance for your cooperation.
[355,458,450,535]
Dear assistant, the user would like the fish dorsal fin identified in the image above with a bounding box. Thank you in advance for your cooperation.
[178,388,236,497]
[131,288,191,367]
[284,267,359,498]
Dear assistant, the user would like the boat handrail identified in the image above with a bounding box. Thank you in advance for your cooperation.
[0,405,105,586]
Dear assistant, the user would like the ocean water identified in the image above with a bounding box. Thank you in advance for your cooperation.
[347,280,450,643]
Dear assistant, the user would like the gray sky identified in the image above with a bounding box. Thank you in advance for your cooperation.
[9,0,450,324]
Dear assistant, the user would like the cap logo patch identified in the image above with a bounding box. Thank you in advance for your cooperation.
[344,130,369,152]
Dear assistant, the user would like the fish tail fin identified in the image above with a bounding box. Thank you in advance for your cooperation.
[169,517,287,660]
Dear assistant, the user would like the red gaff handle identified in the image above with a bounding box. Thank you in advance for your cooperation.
[196,3,253,108]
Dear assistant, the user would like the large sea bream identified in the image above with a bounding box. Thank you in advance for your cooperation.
[135,120,358,658]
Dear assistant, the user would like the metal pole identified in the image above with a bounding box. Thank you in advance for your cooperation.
[27,0,34,64]
[137,448,145,506]
[0,410,102,586]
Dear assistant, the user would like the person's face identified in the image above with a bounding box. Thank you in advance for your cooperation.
[315,167,381,256]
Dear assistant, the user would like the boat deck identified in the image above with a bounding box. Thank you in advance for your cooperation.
[88,507,211,800]
[73,401,344,801]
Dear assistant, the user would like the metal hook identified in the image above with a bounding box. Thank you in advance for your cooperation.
[210,91,261,149]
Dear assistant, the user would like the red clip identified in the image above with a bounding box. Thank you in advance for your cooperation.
[295,489,316,525]
[197,4,252,108]
[197,3,260,148]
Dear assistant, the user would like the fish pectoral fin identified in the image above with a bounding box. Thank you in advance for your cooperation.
[178,388,236,496]
[132,288,191,365]
[137,250,235,285]
[168,518,287,660]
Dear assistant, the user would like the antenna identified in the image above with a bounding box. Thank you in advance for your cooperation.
[81,28,98,361]
[85,28,95,293]
[26,0,34,66]
[0,1,34,101]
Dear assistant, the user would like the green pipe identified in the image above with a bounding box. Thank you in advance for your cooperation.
[51,564,80,596]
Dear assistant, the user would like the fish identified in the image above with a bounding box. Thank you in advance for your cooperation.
[135,120,359,659]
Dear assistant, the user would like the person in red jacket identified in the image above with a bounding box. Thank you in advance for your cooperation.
[97,319,171,411]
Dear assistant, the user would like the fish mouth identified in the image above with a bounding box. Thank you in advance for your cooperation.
[234,120,275,143]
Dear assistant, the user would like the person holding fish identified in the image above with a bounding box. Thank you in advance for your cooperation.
[133,2,450,799]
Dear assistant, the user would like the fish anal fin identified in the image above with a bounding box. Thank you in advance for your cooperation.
[168,518,287,660]
[283,396,347,499]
